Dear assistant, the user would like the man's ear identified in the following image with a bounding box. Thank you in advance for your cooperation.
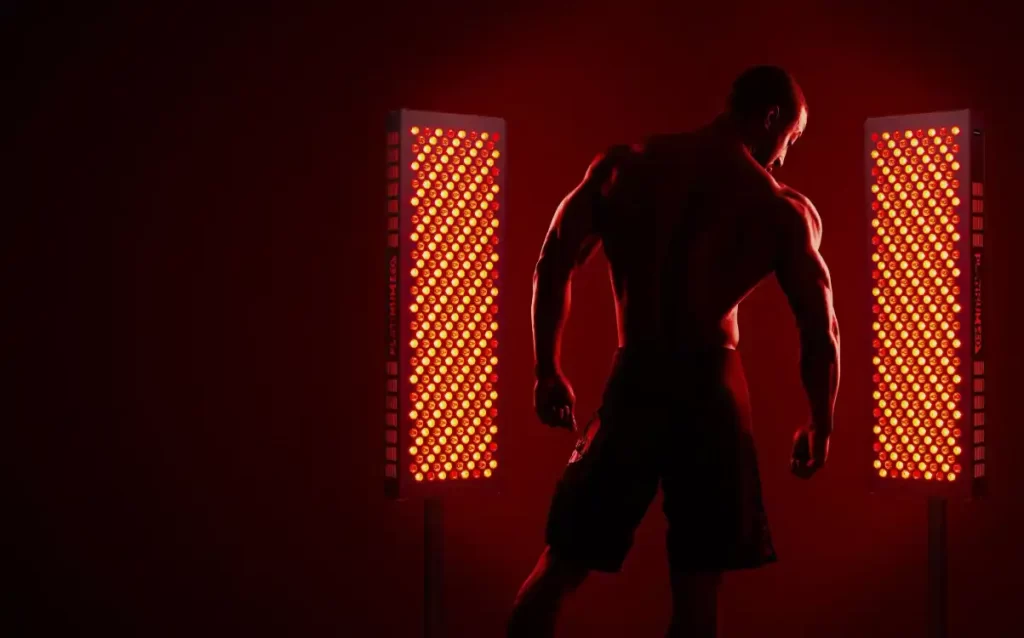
[763,105,780,131]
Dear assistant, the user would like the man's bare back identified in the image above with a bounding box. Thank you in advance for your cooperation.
[595,128,822,352]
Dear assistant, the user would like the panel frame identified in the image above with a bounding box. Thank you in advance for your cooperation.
[863,109,985,500]
[386,109,508,500]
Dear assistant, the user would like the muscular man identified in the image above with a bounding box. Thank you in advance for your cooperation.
[507,66,841,638]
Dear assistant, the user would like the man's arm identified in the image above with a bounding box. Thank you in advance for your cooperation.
[774,192,841,436]
[532,148,624,377]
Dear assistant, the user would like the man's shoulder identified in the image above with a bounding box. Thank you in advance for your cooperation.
[776,184,816,211]
[597,132,702,184]
[584,143,636,182]
[773,185,822,248]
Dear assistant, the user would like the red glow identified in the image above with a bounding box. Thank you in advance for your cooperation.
[402,124,503,483]
[868,124,966,483]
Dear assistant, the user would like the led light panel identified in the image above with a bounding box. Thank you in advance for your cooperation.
[865,110,985,496]
[386,109,506,499]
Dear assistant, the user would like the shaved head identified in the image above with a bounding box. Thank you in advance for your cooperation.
[728,65,806,124]
[726,66,808,172]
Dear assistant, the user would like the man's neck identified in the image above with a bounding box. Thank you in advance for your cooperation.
[707,113,756,156]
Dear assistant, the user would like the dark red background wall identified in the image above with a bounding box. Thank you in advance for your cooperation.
[8,2,1023,636]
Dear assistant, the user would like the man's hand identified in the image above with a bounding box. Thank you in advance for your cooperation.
[534,372,577,431]
[790,425,830,479]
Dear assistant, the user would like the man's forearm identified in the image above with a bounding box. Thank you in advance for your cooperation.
[532,260,572,377]
[800,332,840,434]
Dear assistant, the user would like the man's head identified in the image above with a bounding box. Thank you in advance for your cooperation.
[727,65,807,173]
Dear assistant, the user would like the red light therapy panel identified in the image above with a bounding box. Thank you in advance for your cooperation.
[865,110,985,496]
[385,109,506,499]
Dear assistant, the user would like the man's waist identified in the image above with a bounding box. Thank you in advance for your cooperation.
[616,339,738,357]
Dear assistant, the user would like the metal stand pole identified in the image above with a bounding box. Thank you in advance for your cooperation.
[928,496,948,638]
[424,497,443,638]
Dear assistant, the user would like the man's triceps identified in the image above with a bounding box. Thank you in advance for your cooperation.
[777,244,832,338]
[538,166,608,274]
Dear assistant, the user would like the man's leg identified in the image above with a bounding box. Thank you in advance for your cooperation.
[661,349,773,637]
[666,570,723,638]
[506,546,589,638]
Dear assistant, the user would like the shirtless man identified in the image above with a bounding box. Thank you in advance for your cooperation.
[507,66,841,638]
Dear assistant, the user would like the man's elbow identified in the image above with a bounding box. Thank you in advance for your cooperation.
[800,337,838,368]
[799,319,840,360]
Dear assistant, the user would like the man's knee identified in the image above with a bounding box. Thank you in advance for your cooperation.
[508,548,589,638]
[515,547,589,603]
[543,547,590,590]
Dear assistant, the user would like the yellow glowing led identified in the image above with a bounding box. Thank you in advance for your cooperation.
[402,127,500,482]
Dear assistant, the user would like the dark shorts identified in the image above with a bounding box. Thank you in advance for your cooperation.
[545,345,778,573]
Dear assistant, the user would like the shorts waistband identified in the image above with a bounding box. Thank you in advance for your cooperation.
[615,343,739,357]
[610,344,740,373]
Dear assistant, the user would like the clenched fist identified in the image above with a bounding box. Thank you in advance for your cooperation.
[534,372,577,431]
[791,425,830,479]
